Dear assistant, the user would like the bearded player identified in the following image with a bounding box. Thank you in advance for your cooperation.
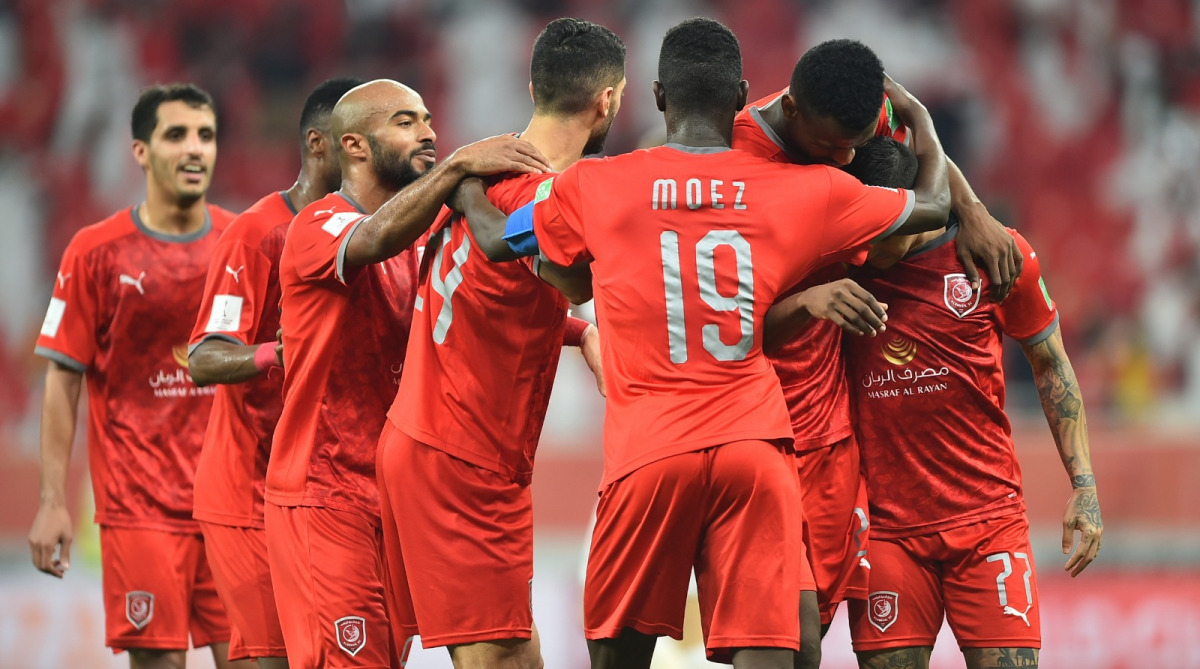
[835,137,1102,669]
[731,40,1025,669]
[501,18,956,668]
[267,79,550,668]
[186,77,363,668]
[376,17,622,669]
[30,84,247,668]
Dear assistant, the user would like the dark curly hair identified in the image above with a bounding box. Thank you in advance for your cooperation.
[658,17,742,115]
[791,39,885,133]
[842,136,917,189]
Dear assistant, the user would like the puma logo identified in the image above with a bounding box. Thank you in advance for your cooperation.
[313,207,336,218]
[225,265,245,282]
[119,271,146,295]
[1002,604,1032,627]
[56,272,71,288]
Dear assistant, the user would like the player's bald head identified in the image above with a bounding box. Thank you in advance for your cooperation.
[330,79,423,138]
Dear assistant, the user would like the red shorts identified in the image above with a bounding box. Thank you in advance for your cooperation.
[377,421,533,648]
[584,440,803,661]
[99,526,230,652]
[265,503,403,668]
[198,521,286,660]
[849,513,1041,651]
[795,436,870,623]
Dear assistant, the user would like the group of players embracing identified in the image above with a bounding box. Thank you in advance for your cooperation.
[29,14,1103,669]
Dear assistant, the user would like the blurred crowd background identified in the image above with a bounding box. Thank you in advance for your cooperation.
[0,0,1197,667]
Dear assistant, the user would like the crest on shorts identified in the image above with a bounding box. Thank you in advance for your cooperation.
[943,273,980,318]
[125,591,154,630]
[335,616,367,656]
[868,591,899,633]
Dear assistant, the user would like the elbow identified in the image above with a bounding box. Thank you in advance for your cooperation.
[186,351,216,387]
[563,287,593,305]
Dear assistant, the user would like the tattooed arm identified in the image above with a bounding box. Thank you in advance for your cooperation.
[1021,327,1103,577]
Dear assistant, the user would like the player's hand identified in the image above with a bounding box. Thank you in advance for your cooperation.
[29,503,73,578]
[448,177,486,214]
[955,206,1023,302]
[448,135,552,177]
[580,324,606,397]
[882,74,929,129]
[275,327,284,368]
[1062,486,1103,577]
[800,279,887,336]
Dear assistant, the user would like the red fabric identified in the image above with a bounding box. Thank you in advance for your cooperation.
[264,503,398,668]
[198,522,286,660]
[99,527,230,651]
[190,191,291,528]
[848,513,1041,650]
[377,422,534,648]
[391,173,568,484]
[531,145,914,487]
[584,440,803,659]
[844,229,1058,537]
[795,436,871,624]
[269,193,420,518]
[35,205,234,532]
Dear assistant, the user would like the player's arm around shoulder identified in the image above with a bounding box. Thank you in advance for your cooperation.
[883,75,951,233]
[449,177,519,262]
[1012,233,1102,577]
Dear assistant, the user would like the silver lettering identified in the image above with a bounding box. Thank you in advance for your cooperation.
[652,179,678,210]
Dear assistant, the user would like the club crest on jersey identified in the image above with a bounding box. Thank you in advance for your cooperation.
[335,616,366,656]
[868,591,898,633]
[126,591,154,630]
[943,273,980,318]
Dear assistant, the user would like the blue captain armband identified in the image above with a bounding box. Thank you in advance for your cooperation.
[503,200,541,258]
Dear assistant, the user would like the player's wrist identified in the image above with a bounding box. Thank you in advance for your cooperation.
[254,343,281,372]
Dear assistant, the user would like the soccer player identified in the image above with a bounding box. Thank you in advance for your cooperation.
[186,76,364,669]
[503,17,955,669]
[267,79,550,668]
[29,83,246,669]
[375,17,624,669]
[732,42,1024,668]
[836,136,1103,669]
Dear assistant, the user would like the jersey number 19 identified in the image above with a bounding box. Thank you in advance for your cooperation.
[660,229,754,364]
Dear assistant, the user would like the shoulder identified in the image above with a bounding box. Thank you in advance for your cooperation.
[485,172,555,212]
[206,203,239,229]
[65,208,138,257]
[224,192,294,244]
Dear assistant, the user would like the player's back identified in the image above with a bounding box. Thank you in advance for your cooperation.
[36,204,235,531]
[191,191,295,527]
[392,172,566,484]
[534,144,913,485]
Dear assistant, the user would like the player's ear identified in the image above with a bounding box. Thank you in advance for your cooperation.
[131,140,149,169]
[341,132,368,161]
[528,81,535,105]
[652,81,667,113]
[596,86,615,120]
[736,80,750,112]
[305,128,325,157]
[780,92,799,120]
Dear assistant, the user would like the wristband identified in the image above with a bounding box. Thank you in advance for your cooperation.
[562,317,590,347]
[254,342,281,371]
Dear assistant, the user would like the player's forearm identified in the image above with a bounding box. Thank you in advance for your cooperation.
[39,362,82,507]
[762,293,814,355]
[1023,329,1096,488]
[898,105,951,233]
[537,258,593,304]
[948,158,986,218]
[458,181,519,262]
[188,339,264,386]
[345,157,471,268]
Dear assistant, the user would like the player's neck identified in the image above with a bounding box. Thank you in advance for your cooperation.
[520,114,592,173]
[339,171,394,214]
[139,187,206,235]
[756,97,791,147]
[287,165,332,212]
[664,114,733,149]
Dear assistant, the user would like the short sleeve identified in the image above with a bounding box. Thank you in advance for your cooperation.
[289,209,368,285]
[188,233,273,351]
[531,164,592,267]
[875,95,909,144]
[818,167,915,266]
[997,231,1059,344]
[35,238,99,372]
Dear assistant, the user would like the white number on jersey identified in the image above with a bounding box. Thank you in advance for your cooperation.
[660,229,754,363]
[427,227,471,344]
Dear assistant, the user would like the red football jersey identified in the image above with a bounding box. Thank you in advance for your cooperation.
[35,205,235,532]
[189,191,296,528]
[843,228,1058,538]
[531,144,915,486]
[390,173,567,485]
[733,87,908,451]
[268,192,420,519]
